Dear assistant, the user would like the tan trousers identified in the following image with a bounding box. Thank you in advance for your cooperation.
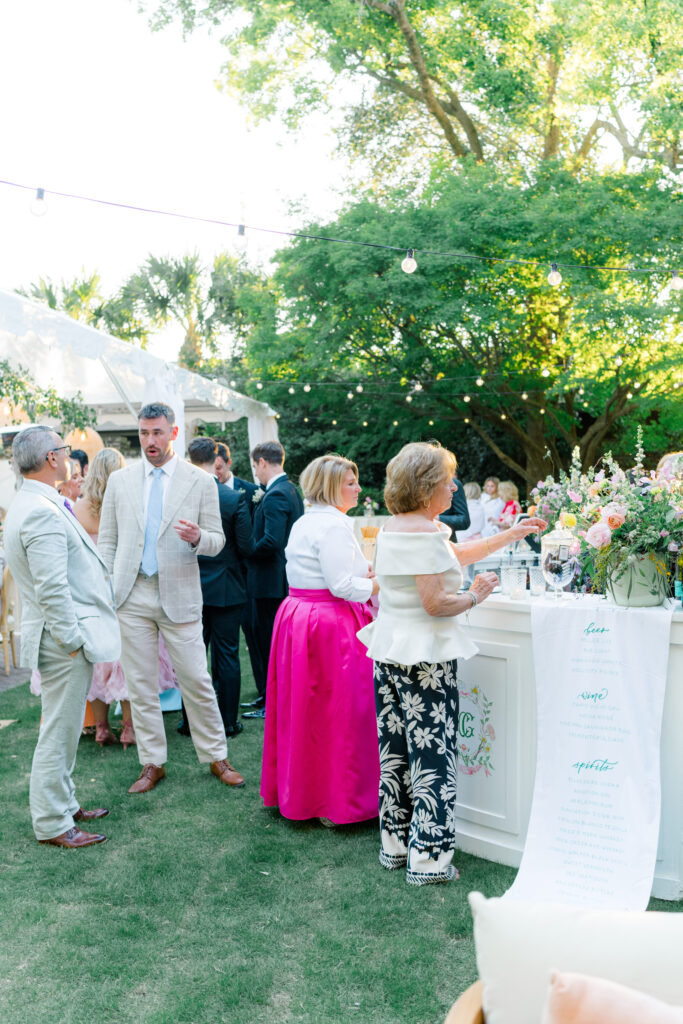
[118,575,227,768]
[31,634,93,840]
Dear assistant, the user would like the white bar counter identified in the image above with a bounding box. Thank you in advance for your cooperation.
[455,594,683,900]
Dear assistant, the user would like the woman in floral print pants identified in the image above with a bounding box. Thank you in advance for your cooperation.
[358,442,546,885]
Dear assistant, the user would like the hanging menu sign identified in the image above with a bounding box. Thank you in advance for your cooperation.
[507,595,673,910]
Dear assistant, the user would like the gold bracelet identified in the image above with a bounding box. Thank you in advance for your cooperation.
[485,538,491,555]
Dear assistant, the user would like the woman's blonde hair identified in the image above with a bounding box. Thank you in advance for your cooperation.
[464,481,481,500]
[384,442,457,515]
[498,480,519,503]
[81,447,126,515]
[299,454,358,507]
[483,476,499,491]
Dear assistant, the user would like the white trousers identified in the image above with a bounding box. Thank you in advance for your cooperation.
[31,634,93,840]
[117,575,227,768]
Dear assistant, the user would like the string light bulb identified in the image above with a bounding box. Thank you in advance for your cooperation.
[547,262,562,287]
[303,384,311,392]
[672,273,683,291]
[401,249,417,274]
[347,392,354,400]
[288,386,295,394]
[414,382,423,392]
[476,376,484,387]
[540,407,545,414]
[521,392,528,400]
[405,395,413,402]
[356,384,363,393]
[362,421,368,427]
[304,417,309,423]
[634,382,641,389]
[463,395,471,403]
[626,391,633,399]
[615,356,623,367]
[229,379,236,388]
[256,382,263,390]
[501,414,506,420]
[30,188,47,216]
[541,368,550,378]
[464,417,470,424]
[393,420,398,426]
[429,420,434,425]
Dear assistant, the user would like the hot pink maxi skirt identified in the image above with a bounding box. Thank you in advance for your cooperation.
[260,588,380,824]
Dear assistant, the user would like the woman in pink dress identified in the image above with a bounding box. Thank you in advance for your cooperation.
[260,454,380,825]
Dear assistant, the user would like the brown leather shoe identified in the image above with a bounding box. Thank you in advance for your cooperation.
[38,827,107,848]
[210,759,245,788]
[73,807,109,821]
[128,764,166,794]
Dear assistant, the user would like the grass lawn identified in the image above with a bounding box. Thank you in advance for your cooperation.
[0,652,679,1024]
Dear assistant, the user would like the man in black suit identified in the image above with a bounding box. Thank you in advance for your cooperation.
[214,442,264,698]
[242,440,304,719]
[439,476,471,537]
[182,438,253,737]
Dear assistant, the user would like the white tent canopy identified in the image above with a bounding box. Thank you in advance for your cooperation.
[0,289,278,453]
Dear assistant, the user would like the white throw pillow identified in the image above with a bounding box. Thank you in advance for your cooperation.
[469,892,683,1024]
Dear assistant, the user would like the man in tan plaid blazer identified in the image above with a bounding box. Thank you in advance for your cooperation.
[99,402,246,793]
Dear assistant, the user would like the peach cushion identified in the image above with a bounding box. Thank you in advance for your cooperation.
[542,971,683,1024]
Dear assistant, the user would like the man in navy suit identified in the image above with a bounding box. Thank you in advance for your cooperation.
[242,440,304,719]
[180,438,253,737]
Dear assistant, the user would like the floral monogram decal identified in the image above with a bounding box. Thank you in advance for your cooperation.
[458,685,495,777]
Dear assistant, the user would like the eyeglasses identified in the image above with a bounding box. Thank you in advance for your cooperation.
[45,445,71,460]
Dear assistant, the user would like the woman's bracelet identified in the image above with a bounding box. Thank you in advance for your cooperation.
[469,591,478,608]
[484,538,492,555]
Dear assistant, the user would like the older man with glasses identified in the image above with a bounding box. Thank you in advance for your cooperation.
[4,427,121,847]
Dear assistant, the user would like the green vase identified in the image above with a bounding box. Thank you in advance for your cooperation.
[606,553,667,607]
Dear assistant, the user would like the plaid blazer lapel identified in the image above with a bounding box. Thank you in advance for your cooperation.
[158,462,194,536]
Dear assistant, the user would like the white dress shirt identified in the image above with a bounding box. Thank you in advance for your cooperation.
[456,499,486,542]
[285,504,373,603]
[142,454,178,523]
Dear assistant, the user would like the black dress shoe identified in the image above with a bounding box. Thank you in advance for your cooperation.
[177,721,191,736]
[242,708,266,720]
[240,696,265,710]
[226,722,244,738]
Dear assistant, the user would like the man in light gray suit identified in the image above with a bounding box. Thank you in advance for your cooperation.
[99,401,246,794]
[4,426,121,847]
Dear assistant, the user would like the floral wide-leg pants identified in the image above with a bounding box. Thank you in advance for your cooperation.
[374,659,459,885]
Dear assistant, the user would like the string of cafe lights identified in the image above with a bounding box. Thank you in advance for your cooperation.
[5,179,683,290]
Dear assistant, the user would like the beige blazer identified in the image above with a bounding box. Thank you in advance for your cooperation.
[4,480,121,669]
[98,458,224,623]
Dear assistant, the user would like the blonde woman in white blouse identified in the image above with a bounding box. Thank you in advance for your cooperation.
[260,455,380,825]
[357,443,546,885]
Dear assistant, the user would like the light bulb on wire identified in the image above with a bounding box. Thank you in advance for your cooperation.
[615,356,623,367]
[547,262,562,287]
[347,392,354,400]
[356,384,363,393]
[303,384,311,393]
[463,395,471,403]
[476,376,484,387]
[256,382,263,390]
[288,386,295,394]
[401,249,418,274]
[521,392,528,400]
[30,188,47,216]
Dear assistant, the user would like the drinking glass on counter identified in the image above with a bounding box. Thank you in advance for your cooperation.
[529,566,546,596]
[501,566,527,599]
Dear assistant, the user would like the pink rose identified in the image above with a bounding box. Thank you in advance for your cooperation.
[661,530,670,538]
[585,522,612,548]
[567,490,581,502]
[604,512,625,530]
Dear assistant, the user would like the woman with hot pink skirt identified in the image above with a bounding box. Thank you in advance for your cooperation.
[260,455,380,825]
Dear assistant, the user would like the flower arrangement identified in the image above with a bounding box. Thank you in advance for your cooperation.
[530,428,683,594]
[363,495,379,517]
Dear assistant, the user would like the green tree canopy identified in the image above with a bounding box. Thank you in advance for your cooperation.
[237,167,683,489]
[144,0,683,183]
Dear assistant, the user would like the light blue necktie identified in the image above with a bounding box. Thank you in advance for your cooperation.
[141,467,164,576]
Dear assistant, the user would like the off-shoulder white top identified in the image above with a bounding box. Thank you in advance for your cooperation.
[356,523,478,666]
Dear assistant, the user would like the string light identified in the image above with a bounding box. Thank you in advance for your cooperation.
[405,395,413,402]
[401,249,417,274]
[578,387,585,396]
[256,382,263,389]
[615,356,623,367]
[634,382,641,389]
[413,382,423,391]
[540,407,546,414]
[501,414,506,420]
[347,392,354,399]
[672,273,683,291]
[303,384,311,392]
[464,417,470,423]
[627,391,633,399]
[356,384,363,393]
[541,368,550,377]
[362,421,368,426]
[304,416,309,422]
[476,377,484,387]
[332,419,337,425]
[429,420,434,425]
[521,392,528,400]
[229,379,236,387]
[30,187,47,216]
[547,263,562,287]
[288,386,295,394]
[393,420,398,426]
[463,395,471,403]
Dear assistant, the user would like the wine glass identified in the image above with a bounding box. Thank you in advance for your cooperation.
[541,527,578,599]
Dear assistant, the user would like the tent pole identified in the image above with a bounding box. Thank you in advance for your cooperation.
[99,357,139,422]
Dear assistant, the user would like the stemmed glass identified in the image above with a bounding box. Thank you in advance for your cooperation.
[541,526,578,599]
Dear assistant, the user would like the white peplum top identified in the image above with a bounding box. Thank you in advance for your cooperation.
[356,522,478,666]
